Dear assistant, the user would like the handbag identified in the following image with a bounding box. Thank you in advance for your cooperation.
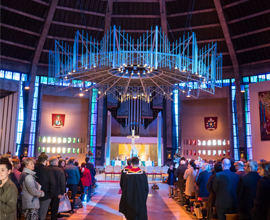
[58,194,71,213]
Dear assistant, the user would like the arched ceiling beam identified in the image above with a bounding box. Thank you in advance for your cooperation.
[159,0,168,37]
[51,21,103,32]
[227,9,270,24]
[56,6,105,17]
[167,8,216,18]
[223,0,250,9]
[0,55,31,64]
[0,5,45,22]
[0,23,40,36]
[0,39,35,50]
[103,0,113,38]
[232,26,270,39]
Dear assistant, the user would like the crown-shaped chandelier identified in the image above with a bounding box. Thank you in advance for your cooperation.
[49,26,222,101]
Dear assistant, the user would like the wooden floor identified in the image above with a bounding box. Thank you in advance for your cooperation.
[62,177,195,220]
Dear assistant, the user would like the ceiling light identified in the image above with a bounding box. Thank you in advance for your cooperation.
[79,93,84,97]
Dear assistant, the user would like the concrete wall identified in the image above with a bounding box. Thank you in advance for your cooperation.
[249,81,270,161]
[181,98,230,160]
[39,95,89,164]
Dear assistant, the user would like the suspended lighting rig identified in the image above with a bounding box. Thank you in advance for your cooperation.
[49,26,222,101]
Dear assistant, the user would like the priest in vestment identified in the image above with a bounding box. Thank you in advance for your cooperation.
[119,157,149,220]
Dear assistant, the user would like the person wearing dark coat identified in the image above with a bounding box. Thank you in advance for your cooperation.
[196,163,211,198]
[213,159,239,220]
[174,157,187,204]
[206,162,222,220]
[120,159,132,190]
[48,157,66,220]
[34,154,56,220]
[85,157,96,186]
[237,160,261,220]
[250,162,270,220]
[119,157,148,220]
[167,164,176,198]
[75,161,84,194]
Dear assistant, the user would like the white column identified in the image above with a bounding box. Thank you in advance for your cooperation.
[157,111,162,166]
[106,111,111,165]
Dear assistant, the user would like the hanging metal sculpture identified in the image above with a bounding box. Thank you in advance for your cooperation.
[49,26,222,101]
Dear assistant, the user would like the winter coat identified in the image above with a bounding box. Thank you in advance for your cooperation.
[81,167,92,187]
[0,178,18,220]
[20,168,44,210]
[65,163,80,185]
[184,167,197,196]
[167,168,176,185]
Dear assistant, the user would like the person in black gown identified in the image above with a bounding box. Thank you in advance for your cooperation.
[119,157,149,220]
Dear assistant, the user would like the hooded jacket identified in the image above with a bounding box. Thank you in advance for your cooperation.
[20,168,44,210]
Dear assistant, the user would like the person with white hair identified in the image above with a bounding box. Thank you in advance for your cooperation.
[196,163,211,197]
[213,158,239,220]
[235,161,247,178]
[237,160,261,220]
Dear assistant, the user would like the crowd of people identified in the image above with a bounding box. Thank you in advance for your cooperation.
[0,152,96,220]
[171,157,270,220]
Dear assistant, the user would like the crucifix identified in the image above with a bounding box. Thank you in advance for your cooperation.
[127,129,140,158]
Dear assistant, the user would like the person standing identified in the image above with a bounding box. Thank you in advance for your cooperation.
[20,158,44,220]
[119,157,148,220]
[34,154,56,220]
[48,157,66,220]
[237,160,261,220]
[250,162,270,220]
[174,157,188,204]
[206,162,223,220]
[213,158,239,220]
[235,161,247,178]
[184,160,197,197]
[65,157,80,213]
[0,158,18,220]
[167,164,176,198]
[12,159,21,182]
[80,163,92,202]
[85,157,96,186]
[196,163,211,198]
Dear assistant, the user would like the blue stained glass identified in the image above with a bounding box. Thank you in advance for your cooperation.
[85,81,92,87]
[21,74,28,81]
[246,124,251,135]
[31,110,37,121]
[250,76,257,83]
[91,102,98,112]
[246,136,252,148]
[91,114,97,124]
[16,133,22,144]
[91,125,97,135]
[266,74,270,81]
[41,76,48,84]
[92,136,96,146]
[5,71,12,79]
[30,122,36,132]
[247,148,253,160]
[34,88,39,98]
[19,109,24,120]
[63,80,70,86]
[33,98,38,109]
[19,97,24,108]
[0,70,4,78]
[13,72,20,81]
[17,121,23,132]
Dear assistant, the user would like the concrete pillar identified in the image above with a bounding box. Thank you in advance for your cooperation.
[106,111,111,165]
[157,112,162,166]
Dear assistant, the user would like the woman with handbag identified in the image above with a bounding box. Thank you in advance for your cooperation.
[19,158,44,220]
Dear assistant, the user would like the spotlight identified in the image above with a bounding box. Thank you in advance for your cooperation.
[79,93,84,97]
[98,91,101,94]
[186,91,191,98]
[68,72,71,75]
[73,70,75,72]
[24,81,30,90]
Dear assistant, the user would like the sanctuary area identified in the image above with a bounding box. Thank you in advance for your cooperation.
[0,0,270,220]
